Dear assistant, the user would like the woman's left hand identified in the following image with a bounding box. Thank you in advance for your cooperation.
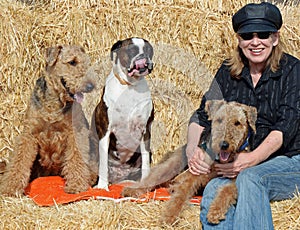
[214,152,259,178]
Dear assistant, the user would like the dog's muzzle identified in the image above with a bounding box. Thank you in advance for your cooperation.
[60,78,94,103]
[127,56,153,76]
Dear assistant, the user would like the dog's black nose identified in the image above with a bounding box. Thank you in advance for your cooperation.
[219,141,229,150]
[85,82,94,92]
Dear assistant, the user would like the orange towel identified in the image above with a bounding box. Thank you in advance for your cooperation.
[25,176,202,206]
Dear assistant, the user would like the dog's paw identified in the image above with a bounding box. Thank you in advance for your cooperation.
[206,208,225,224]
[64,182,89,194]
[0,186,23,197]
[160,213,177,225]
[122,187,146,197]
[93,180,109,191]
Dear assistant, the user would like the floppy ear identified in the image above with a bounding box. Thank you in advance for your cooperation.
[205,100,226,120]
[45,45,63,69]
[242,105,257,133]
[144,39,154,59]
[110,40,122,61]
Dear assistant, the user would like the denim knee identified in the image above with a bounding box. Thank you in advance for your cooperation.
[236,168,262,189]
[203,178,232,197]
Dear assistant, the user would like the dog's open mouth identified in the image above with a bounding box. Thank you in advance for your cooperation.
[219,150,232,163]
[128,58,152,77]
[74,92,84,103]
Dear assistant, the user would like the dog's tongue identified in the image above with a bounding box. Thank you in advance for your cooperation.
[74,92,84,103]
[135,58,146,69]
[128,58,147,77]
[219,150,230,162]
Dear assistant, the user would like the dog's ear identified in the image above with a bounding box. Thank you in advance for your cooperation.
[242,105,257,133]
[45,45,63,69]
[144,39,154,59]
[205,100,226,120]
[110,40,123,61]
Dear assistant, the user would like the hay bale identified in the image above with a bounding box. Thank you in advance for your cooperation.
[0,0,299,229]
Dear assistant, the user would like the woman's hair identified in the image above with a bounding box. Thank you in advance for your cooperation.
[226,34,284,79]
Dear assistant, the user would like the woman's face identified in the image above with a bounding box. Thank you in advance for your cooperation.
[238,32,279,67]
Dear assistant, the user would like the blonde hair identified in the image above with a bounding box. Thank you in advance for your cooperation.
[226,35,284,79]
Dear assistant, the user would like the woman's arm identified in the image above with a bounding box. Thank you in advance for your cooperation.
[186,122,212,175]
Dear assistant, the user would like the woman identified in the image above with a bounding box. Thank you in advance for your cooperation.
[187,2,300,229]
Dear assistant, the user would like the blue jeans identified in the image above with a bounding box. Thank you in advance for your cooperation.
[200,155,300,230]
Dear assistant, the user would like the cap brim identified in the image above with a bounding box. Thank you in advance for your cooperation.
[237,23,278,34]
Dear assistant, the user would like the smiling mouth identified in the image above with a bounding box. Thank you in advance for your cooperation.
[250,48,264,53]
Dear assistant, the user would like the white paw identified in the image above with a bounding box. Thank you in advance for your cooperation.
[94,180,109,191]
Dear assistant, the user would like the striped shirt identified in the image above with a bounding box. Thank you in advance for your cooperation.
[190,53,300,157]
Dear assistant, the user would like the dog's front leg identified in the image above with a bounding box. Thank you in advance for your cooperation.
[206,181,238,224]
[94,132,110,190]
[0,133,38,197]
[62,136,91,194]
[140,136,150,180]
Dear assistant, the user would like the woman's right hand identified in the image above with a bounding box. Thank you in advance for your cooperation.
[186,145,211,175]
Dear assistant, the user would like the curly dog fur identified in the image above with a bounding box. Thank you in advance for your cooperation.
[123,100,257,224]
[0,45,98,196]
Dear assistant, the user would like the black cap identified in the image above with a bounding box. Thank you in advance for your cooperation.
[232,2,282,34]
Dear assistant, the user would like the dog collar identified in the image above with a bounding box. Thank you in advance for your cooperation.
[113,71,132,85]
[238,129,252,152]
[200,127,252,161]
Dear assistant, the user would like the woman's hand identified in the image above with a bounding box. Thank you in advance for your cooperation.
[186,145,211,175]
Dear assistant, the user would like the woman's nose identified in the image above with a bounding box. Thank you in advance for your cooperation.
[251,36,261,45]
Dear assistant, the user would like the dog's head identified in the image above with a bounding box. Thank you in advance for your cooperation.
[205,100,257,163]
[110,37,154,85]
[45,45,95,103]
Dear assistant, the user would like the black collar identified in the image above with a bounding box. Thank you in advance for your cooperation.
[238,129,252,152]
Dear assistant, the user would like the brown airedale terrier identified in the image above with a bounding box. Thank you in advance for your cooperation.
[123,100,257,224]
[0,45,98,196]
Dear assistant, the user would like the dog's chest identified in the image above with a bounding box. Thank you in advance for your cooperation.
[103,72,152,137]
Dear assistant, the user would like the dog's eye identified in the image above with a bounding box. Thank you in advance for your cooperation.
[68,60,77,66]
[234,121,241,126]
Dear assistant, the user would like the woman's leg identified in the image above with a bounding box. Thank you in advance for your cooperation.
[200,177,235,230]
[233,155,300,230]
[200,155,300,230]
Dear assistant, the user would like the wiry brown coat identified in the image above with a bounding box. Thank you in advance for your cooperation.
[0,45,97,196]
[123,100,257,224]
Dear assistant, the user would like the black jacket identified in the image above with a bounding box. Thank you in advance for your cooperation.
[190,53,300,157]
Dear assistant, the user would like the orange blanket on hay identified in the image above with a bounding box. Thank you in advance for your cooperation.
[25,176,202,206]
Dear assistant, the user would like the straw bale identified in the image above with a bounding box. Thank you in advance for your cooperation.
[0,0,299,229]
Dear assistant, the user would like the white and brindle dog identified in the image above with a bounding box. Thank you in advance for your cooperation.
[92,37,154,190]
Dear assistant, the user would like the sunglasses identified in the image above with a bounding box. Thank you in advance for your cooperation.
[239,32,272,40]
